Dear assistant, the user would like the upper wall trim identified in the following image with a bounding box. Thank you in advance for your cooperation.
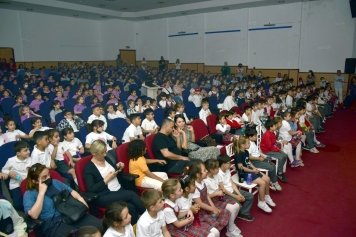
[168,33,198,37]
[248,26,292,31]
[205,30,241,34]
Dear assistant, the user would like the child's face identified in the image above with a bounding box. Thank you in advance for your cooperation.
[137,99,142,105]
[64,132,75,141]
[249,134,257,142]
[187,182,196,194]
[6,121,16,131]
[199,164,208,180]
[169,111,176,118]
[219,116,226,124]
[17,147,31,159]
[65,112,73,120]
[55,103,61,109]
[117,104,123,111]
[177,106,184,113]
[56,91,62,97]
[3,91,9,97]
[132,117,142,126]
[171,183,183,199]
[242,139,250,149]
[146,113,154,120]
[93,107,101,116]
[277,121,282,128]
[119,207,132,227]
[202,104,209,110]
[23,107,30,114]
[131,91,137,96]
[283,113,291,121]
[50,132,60,144]
[210,166,219,175]
[107,106,114,113]
[38,135,50,148]
[78,97,84,104]
[245,108,251,115]
[129,102,135,108]
[33,119,43,128]
[151,198,165,212]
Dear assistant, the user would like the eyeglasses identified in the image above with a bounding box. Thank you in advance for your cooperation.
[30,163,42,172]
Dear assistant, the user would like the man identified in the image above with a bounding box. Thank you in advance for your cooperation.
[159,56,166,72]
[152,119,191,174]
[116,54,123,69]
[334,70,344,105]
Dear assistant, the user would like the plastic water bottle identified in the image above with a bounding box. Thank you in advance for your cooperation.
[211,214,217,220]
[76,151,82,159]
[240,127,245,134]
[246,174,252,185]
[15,174,22,182]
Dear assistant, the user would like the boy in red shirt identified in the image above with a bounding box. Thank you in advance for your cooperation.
[260,119,288,182]
[224,111,243,135]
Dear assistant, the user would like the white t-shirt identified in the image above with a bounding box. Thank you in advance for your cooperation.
[188,94,202,107]
[116,110,127,119]
[62,138,83,156]
[86,132,114,150]
[87,114,107,130]
[191,181,205,199]
[242,113,249,122]
[31,146,51,167]
[47,142,69,161]
[306,102,314,116]
[216,124,229,133]
[107,112,119,120]
[141,118,158,131]
[135,105,145,113]
[286,95,293,107]
[136,210,166,237]
[5,130,26,142]
[203,176,220,194]
[247,141,260,157]
[251,110,260,125]
[163,199,179,224]
[177,195,193,213]
[95,161,121,191]
[29,126,50,134]
[1,156,32,189]
[122,124,142,143]
[279,120,292,141]
[199,109,211,125]
[217,169,233,193]
[103,225,135,237]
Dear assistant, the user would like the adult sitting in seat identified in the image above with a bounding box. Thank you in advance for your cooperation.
[152,118,191,174]
[222,89,237,111]
[173,114,220,162]
[23,163,101,237]
[84,140,145,224]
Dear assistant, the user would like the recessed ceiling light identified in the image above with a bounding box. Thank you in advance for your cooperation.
[157,1,164,4]
[145,17,150,19]
[223,7,229,10]
[101,16,107,18]
[121,8,128,10]
[26,8,33,11]
[99,4,106,7]
[73,15,78,17]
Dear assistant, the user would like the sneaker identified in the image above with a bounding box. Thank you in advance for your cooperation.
[315,142,326,147]
[291,160,300,168]
[302,146,311,151]
[265,195,276,207]
[226,229,243,237]
[269,183,276,191]
[271,182,282,191]
[310,147,319,153]
[231,225,242,234]
[277,173,288,182]
[237,213,255,222]
[258,201,272,213]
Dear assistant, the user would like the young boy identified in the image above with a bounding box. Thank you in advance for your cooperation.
[57,110,85,135]
[260,119,288,182]
[188,88,203,107]
[29,92,44,112]
[306,96,323,133]
[166,108,176,120]
[122,113,144,143]
[29,117,50,134]
[245,128,281,191]
[62,127,84,160]
[137,189,171,237]
[141,108,159,136]
[1,141,32,210]
[87,105,107,130]
[216,154,255,222]
[251,101,262,127]
[242,106,254,128]
[31,131,55,169]
[285,89,294,108]
[199,100,211,125]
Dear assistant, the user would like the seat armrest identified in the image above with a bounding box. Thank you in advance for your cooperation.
[210,133,223,144]
[121,173,139,181]
[195,140,208,147]
[25,215,45,236]
[120,173,139,192]
[80,192,99,203]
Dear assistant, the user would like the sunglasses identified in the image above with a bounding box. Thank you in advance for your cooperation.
[30,163,42,173]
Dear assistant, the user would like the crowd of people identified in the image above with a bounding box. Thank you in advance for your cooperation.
[0,59,351,237]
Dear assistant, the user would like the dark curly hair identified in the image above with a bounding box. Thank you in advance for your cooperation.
[127,139,146,160]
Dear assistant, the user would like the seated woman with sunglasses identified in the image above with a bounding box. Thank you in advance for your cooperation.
[23,163,102,237]
[84,140,145,224]
[173,114,221,162]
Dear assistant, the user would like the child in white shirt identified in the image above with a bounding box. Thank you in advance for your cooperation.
[103,202,136,237]
[199,100,211,125]
[107,104,119,120]
[5,119,35,142]
[31,131,54,169]
[141,108,159,136]
[62,127,84,160]
[87,105,107,130]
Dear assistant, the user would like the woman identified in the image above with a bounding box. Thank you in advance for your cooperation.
[23,163,101,237]
[173,114,220,162]
[221,61,230,76]
[175,59,181,70]
[84,140,145,224]
[222,89,237,111]
[162,81,173,94]
[306,70,315,84]
[0,199,27,237]
[343,76,356,109]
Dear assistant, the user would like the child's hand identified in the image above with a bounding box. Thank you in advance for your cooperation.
[236,194,245,202]
[282,140,289,145]
[50,160,57,169]
[68,160,75,167]
[216,190,224,196]
[156,160,167,165]
[212,207,220,218]
[190,204,200,214]
[8,171,17,179]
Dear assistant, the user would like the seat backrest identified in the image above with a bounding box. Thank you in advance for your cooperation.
[55,113,64,125]
[11,105,23,125]
[153,108,164,127]
[108,118,129,142]
[116,142,130,173]
[79,126,89,145]
[144,134,156,159]
[82,107,92,122]
[64,98,76,113]
[185,101,198,119]
[191,119,209,141]
[85,96,92,108]
[74,155,93,193]
[0,141,17,168]
[39,101,51,121]
[1,97,15,114]
[231,106,243,116]
[241,103,249,111]
[209,96,218,109]
[206,114,218,134]
[20,170,65,196]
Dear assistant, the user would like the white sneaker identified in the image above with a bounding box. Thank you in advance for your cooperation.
[258,201,272,213]
[271,182,282,191]
[231,225,241,234]
[265,195,276,207]
[310,147,319,153]
[226,229,243,237]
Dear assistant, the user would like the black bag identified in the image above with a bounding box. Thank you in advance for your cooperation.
[201,135,217,146]
[51,190,88,224]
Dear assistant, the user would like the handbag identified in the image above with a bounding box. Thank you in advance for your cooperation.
[201,135,216,146]
[51,190,88,224]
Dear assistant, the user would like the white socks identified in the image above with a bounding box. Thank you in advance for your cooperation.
[226,203,240,231]
[208,228,220,237]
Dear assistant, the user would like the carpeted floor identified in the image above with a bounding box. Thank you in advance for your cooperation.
[229,108,356,237]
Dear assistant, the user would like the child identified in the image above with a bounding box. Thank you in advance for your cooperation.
[264,96,275,119]
[1,141,32,210]
[29,117,50,134]
[229,109,245,128]
[54,91,66,107]
[199,100,211,125]
[122,113,145,143]
[13,95,24,108]
[74,96,87,115]
[31,131,56,169]
[135,97,144,113]
[141,108,159,136]
[91,96,100,107]
[127,89,138,101]
[85,120,117,164]
[233,136,275,213]
[159,93,168,109]
[166,108,176,120]
[127,99,137,116]
[113,85,121,99]
[167,94,176,108]
[87,105,107,130]
[215,155,255,221]
[62,127,84,160]
[137,189,171,236]
[128,139,168,189]
[107,104,119,120]
[0,127,7,146]
[29,92,44,112]
[106,93,118,105]
[150,99,158,111]
[244,128,281,191]
[224,111,242,134]
[188,88,203,108]
[47,129,77,185]
[260,119,288,182]
[50,100,62,125]
[0,90,12,103]
[103,202,135,237]
[143,98,151,110]
[203,159,242,235]
[208,86,219,101]
[285,89,294,108]
[279,111,303,167]
[216,113,232,134]
[241,106,254,128]
[116,102,128,120]
[175,102,192,124]
[5,119,35,142]
[56,110,85,133]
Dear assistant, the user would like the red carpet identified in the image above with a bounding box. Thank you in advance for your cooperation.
[231,108,356,237]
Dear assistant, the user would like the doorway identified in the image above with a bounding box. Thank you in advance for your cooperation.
[119,49,136,66]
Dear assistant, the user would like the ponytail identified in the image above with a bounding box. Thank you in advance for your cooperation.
[232,135,248,154]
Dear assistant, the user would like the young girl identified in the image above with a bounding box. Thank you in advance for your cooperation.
[13,95,24,108]
[126,99,136,116]
[135,98,144,113]
[50,100,62,125]
[91,96,100,107]
[150,99,158,111]
[159,93,168,109]
[216,114,236,143]
[93,80,102,94]
[113,85,121,99]
[19,88,27,103]
[4,119,35,141]
[74,96,87,115]
[103,202,135,237]
[94,89,104,102]
[54,91,66,107]
[106,93,118,105]
[20,105,41,123]
[29,92,44,112]
[204,159,242,236]
[142,98,151,110]
[0,90,12,103]
[167,94,176,108]
[47,129,78,184]
[290,110,305,166]
[62,127,84,161]
[116,102,128,120]
[175,102,192,124]
[107,104,119,120]
[128,139,168,189]
[127,89,138,101]
[279,111,302,168]
[233,136,275,213]
[66,226,101,237]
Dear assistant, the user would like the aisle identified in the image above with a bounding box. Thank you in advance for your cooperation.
[233,109,356,237]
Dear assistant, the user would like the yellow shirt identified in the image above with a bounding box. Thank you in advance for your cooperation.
[129,156,148,186]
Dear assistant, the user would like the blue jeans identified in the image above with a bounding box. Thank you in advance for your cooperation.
[10,187,23,211]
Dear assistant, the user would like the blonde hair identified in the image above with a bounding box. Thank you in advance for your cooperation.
[232,136,249,154]
[90,140,106,155]
[19,105,30,116]
[161,179,179,199]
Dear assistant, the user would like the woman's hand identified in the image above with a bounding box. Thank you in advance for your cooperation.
[104,170,119,184]
[172,129,180,138]
[186,125,194,132]
[0,173,8,180]
[116,162,124,172]
[38,178,48,195]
